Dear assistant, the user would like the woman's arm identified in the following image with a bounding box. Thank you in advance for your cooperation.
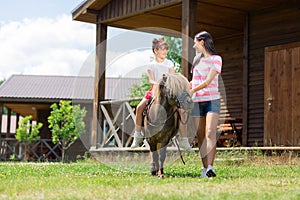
[191,69,218,95]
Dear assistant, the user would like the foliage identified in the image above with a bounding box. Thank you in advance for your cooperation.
[163,36,182,73]
[15,115,42,143]
[127,73,151,106]
[48,100,87,162]
[15,115,42,161]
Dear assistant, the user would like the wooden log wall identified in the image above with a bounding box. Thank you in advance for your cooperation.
[215,35,244,121]
[248,3,300,146]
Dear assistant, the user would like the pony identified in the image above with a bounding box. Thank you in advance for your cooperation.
[143,73,194,178]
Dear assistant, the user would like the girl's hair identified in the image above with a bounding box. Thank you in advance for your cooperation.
[191,31,217,73]
[194,31,217,55]
[152,38,169,53]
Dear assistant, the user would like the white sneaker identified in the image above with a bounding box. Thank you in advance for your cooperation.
[131,132,143,148]
[179,137,195,153]
[200,168,208,178]
[206,165,216,177]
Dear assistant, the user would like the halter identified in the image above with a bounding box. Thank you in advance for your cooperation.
[145,75,191,127]
[145,96,180,128]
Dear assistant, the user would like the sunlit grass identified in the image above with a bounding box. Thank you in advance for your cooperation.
[0,151,299,200]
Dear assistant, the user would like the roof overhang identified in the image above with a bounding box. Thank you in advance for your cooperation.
[72,0,288,39]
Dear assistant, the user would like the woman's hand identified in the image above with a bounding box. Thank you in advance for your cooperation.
[190,88,196,96]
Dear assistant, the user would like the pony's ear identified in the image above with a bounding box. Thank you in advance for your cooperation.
[159,74,167,88]
[162,74,167,82]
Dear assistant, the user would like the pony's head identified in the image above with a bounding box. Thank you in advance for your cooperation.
[153,73,194,111]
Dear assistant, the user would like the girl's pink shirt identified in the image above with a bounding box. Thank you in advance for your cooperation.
[192,55,222,102]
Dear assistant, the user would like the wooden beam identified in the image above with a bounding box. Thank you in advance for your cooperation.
[181,0,197,80]
[83,8,100,15]
[92,20,107,148]
[242,14,249,146]
[0,103,2,138]
[6,108,11,138]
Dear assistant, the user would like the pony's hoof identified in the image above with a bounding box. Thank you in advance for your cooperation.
[157,174,164,179]
[157,171,164,179]
[151,170,157,176]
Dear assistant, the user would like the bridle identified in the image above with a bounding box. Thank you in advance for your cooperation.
[145,76,191,127]
[145,96,180,128]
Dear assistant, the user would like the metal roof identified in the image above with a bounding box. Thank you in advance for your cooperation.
[0,75,141,101]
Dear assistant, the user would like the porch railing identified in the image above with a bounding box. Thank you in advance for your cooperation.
[96,98,181,150]
[98,98,141,148]
[0,138,61,161]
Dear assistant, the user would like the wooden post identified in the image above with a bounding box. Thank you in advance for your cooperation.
[181,0,197,81]
[6,108,11,138]
[92,19,107,148]
[0,103,2,138]
[242,14,249,146]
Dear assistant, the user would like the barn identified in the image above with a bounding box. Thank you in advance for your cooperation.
[0,75,141,160]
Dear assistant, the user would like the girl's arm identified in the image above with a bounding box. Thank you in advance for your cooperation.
[191,69,218,95]
[147,69,156,85]
[169,65,175,73]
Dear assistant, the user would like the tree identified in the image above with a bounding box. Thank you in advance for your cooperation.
[164,36,182,72]
[127,73,151,106]
[48,100,87,162]
[15,115,43,161]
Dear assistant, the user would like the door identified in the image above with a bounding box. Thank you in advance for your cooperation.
[264,42,300,146]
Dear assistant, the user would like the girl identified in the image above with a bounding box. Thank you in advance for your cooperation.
[190,31,222,177]
[131,38,193,152]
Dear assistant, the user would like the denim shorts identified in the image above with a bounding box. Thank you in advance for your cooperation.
[190,99,220,117]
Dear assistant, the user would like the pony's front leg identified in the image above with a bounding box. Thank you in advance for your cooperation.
[149,143,159,176]
[158,145,167,178]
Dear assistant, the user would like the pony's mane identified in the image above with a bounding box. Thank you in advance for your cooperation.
[152,73,190,101]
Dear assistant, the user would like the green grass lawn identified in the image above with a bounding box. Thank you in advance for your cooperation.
[0,151,299,200]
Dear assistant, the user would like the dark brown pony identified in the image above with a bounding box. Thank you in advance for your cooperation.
[144,73,193,178]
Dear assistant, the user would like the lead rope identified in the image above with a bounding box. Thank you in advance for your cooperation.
[173,136,185,165]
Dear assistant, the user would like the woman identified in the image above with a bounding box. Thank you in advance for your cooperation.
[131,38,193,152]
[190,31,222,177]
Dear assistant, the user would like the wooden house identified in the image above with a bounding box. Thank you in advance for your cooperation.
[0,75,141,160]
[72,0,300,147]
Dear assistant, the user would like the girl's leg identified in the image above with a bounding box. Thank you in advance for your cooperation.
[195,116,208,177]
[131,98,148,148]
[195,116,207,166]
[205,112,219,177]
[135,98,148,132]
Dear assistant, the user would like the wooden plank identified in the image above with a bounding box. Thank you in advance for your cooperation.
[292,47,300,145]
[100,105,123,147]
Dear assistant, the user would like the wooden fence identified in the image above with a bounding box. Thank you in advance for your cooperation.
[0,138,60,161]
[98,98,146,148]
